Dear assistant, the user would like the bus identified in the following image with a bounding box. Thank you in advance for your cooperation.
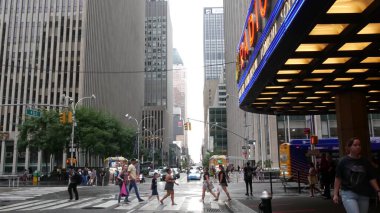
[209,155,228,172]
[104,156,128,175]
[279,137,380,183]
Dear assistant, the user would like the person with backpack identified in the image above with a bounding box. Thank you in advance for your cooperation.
[243,162,254,196]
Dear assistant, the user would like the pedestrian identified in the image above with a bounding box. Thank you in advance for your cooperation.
[117,165,130,204]
[214,165,232,201]
[237,165,240,174]
[308,162,321,197]
[320,153,331,199]
[68,167,81,201]
[125,159,144,202]
[148,172,160,202]
[243,162,254,196]
[160,168,179,205]
[201,167,217,202]
[333,137,380,213]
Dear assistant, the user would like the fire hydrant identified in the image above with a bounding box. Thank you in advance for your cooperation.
[258,190,272,213]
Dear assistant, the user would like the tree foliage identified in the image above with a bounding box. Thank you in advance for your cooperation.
[18,107,135,162]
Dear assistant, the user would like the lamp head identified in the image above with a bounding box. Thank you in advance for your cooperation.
[91,94,96,99]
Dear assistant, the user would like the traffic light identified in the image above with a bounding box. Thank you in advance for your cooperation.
[184,122,191,131]
[59,112,66,124]
[67,111,73,124]
[184,122,188,130]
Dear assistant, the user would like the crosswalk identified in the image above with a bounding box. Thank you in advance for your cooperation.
[0,195,227,212]
[0,187,71,201]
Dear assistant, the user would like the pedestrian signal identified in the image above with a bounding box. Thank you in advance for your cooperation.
[310,135,318,145]
[59,112,66,124]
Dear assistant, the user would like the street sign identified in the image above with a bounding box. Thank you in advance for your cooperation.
[26,109,41,117]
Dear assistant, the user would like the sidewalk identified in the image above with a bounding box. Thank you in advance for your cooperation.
[224,178,380,213]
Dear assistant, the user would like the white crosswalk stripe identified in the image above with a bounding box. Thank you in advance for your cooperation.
[0,194,226,212]
[0,187,73,201]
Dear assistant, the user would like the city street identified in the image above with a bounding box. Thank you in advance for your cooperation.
[0,173,238,213]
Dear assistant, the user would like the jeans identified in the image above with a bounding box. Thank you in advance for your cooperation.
[245,179,252,195]
[126,180,142,200]
[341,190,369,213]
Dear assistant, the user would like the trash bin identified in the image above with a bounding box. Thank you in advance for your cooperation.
[33,170,40,186]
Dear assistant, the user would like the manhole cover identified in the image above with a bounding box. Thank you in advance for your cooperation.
[205,209,222,212]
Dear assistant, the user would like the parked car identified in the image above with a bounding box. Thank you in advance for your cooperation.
[187,169,201,180]
[148,169,156,177]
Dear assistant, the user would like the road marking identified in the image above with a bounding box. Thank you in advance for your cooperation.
[0,200,38,210]
[42,198,91,210]
[93,200,118,208]
[66,197,104,209]
[185,197,203,211]
[25,200,68,210]
[0,200,57,211]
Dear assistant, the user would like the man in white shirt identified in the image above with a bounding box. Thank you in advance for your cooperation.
[126,159,144,202]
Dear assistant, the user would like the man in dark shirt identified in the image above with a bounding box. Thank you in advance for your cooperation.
[68,167,80,201]
[244,162,254,196]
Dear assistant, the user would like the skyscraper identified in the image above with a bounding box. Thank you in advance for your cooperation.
[144,0,173,166]
[204,7,224,80]
[203,7,227,156]
[0,0,145,174]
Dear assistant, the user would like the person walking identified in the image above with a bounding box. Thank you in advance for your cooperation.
[308,162,321,197]
[214,165,232,201]
[160,168,179,205]
[243,162,254,196]
[67,167,80,201]
[320,153,331,199]
[201,167,217,202]
[333,137,380,213]
[117,165,130,204]
[148,172,160,202]
[126,159,144,202]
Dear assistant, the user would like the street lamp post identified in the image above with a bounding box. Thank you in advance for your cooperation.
[70,94,96,166]
[143,128,164,170]
[125,114,153,163]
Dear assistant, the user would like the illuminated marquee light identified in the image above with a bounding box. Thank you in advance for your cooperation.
[237,0,302,101]
[236,0,270,82]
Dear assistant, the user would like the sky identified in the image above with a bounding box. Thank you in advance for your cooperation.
[169,0,223,163]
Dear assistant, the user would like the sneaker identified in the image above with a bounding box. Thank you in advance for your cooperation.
[245,193,249,196]
[138,199,144,202]
[124,199,130,203]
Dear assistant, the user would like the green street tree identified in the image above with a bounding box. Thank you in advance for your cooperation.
[18,107,135,168]
[18,110,71,170]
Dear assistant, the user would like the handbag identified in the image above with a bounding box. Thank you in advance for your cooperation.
[120,182,128,196]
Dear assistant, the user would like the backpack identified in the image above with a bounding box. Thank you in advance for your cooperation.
[245,166,253,179]
[74,173,82,183]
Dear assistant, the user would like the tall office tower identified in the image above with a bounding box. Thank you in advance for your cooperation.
[0,0,145,174]
[203,7,227,157]
[204,7,225,80]
[144,0,173,166]
[172,48,188,158]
